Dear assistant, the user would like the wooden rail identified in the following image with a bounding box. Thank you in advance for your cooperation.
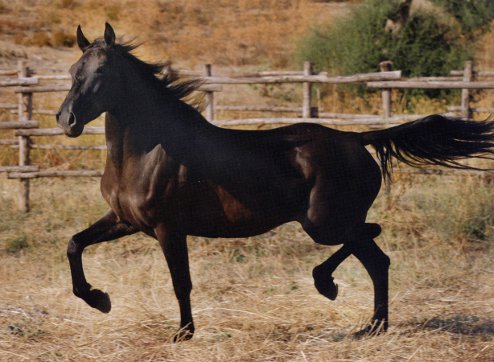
[0,77,38,87]
[204,70,401,85]
[367,80,494,89]
[16,126,105,137]
[0,121,38,129]
[1,60,493,212]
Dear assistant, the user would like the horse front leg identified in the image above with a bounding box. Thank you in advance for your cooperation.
[155,225,194,342]
[312,245,352,300]
[67,211,137,313]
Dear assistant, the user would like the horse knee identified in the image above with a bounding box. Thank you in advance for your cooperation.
[67,238,80,258]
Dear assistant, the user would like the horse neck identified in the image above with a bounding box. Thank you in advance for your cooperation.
[104,74,216,170]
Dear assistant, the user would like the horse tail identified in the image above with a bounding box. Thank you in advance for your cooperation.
[359,114,494,179]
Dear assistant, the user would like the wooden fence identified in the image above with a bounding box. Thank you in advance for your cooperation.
[0,60,492,211]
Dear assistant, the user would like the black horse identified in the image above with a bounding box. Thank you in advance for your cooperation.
[56,23,494,341]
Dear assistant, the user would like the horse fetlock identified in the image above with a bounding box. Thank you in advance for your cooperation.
[353,319,388,339]
[172,322,195,342]
[72,282,91,298]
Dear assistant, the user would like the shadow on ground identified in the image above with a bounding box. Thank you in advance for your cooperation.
[411,315,494,336]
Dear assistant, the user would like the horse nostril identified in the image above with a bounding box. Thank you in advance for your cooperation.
[68,112,77,128]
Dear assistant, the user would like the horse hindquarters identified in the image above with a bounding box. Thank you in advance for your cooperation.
[302,140,389,334]
[301,138,382,245]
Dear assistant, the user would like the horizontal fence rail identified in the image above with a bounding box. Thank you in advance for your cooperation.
[1,60,493,212]
[367,80,494,89]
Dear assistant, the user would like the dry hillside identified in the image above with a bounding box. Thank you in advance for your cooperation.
[0,0,352,71]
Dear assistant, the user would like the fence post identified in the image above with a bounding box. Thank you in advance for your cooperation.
[203,64,214,121]
[17,60,32,212]
[303,61,312,119]
[461,60,473,119]
[380,61,393,120]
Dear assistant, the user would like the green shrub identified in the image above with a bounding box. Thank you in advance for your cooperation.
[295,0,471,105]
[296,0,469,77]
[430,0,494,36]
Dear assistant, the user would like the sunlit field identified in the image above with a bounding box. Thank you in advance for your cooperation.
[1,174,493,361]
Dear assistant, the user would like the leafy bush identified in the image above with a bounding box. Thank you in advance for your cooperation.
[296,0,470,77]
[390,11,467,77]
[430,0,494,36]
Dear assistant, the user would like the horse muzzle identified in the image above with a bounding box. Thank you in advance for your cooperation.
[56,110,84,137]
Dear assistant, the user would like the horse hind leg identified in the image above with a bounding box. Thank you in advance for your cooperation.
[306,223,382,301]
[351,237,390,337]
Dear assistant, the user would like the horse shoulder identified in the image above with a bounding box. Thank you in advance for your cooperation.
[100,146,182,228]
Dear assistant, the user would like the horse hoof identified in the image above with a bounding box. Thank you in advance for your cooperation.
[313,268,339,300]
[172,324,195,342]
[316,281,338,301]
[353,322,387,339]
[85,289,112,313]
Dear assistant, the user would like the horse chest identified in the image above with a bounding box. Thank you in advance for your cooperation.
[101,169,177,229]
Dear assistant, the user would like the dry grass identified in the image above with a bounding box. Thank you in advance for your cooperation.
[0,175,493,361]
[0,4,494,359]
[0,0,347,68]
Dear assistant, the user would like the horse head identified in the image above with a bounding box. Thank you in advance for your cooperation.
[56,23,122,137]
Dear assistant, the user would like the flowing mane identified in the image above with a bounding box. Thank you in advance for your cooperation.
[90,38,204,109]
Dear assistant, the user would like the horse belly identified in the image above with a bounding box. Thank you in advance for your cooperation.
[177,184,294,238]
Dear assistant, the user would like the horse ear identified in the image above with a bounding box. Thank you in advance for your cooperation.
[104,22,116,47]
[76,25,90,52]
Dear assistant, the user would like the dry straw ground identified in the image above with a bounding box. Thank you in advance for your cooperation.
[0,175,493,361]
[1,1,494,361]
